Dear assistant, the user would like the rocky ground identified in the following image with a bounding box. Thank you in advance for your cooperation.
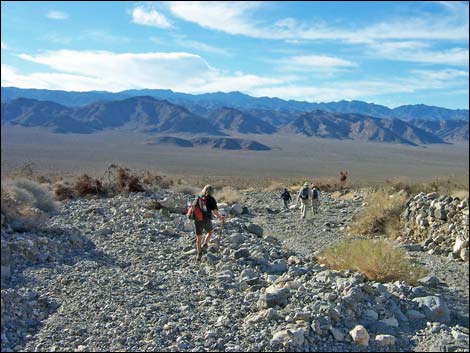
[1,189,469,352]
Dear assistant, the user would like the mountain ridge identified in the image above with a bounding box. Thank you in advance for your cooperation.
[1,95,468,145]
[2,86,468,122]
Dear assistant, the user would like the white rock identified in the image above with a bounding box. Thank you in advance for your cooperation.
[453,236,468,254]
[375,334,396,346]
[349,325,369,346]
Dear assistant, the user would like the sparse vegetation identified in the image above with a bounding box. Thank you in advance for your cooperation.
[349,189,407,239]
[75,174,105,197]
[1,179,58,230]
[215,186,245,204]
[3,179,57,213]
[317,238,427,285]
[263,180,285,192]
[384,176,469,197]
[54,182,76,201]
[170,184,200,195]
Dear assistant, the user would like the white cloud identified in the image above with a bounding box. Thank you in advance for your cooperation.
[411,68,469,81]
[174,38,230,56]
[3,50,467,104]
[1,41,9,49]
[167,1,263,37]
[132,5,172,28]
[1,64,107,91]
[6,50,280,93]
[368,41,469,66]
[81,30,131,43]
[248,69,469,103]
[166,1,469,42]
[47,10,69,20]
[276,55,357,72]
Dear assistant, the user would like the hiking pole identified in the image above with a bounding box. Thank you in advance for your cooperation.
[219,212,225,237]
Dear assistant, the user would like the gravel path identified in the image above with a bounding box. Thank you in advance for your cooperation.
[1,190,469,352]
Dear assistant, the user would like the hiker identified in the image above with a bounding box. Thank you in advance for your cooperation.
[280,188,292,210]
[311,184,321,214]
[189,184,224,262]
[297,182,312,219]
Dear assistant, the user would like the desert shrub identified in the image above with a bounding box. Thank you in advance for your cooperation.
[384,176,469,196]
[263,181,286,192]
[141,171,177,190]
[171,184,199,195]
[317,238,427,285]
[127,175,145,192]
[54,182,76,200]
[35,175,51,184]
[1,182,54,231]
[75,174,105,197]
[215,187,245,204]
[10,178,58,213]
[104,165,145,193]
[349,190,407,239]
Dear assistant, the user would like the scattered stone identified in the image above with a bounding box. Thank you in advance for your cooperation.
[349,325,370,346]
[375,334,396,346]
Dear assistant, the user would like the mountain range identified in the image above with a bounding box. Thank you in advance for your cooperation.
[1,87,468,146]
[2,87,468,121]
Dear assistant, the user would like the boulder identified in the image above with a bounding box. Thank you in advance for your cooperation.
[246,223,263,237]
[413,296,450,323]
[230,204,244,216]
[258,287,291,308]
[349,325,369,346]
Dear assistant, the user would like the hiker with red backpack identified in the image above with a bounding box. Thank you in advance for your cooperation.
[187,184,224,262]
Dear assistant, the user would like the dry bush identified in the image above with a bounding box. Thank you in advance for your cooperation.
[384,176,469,196]
[75,174,105,197]
[8,178,58,213]
[349,190,407,239]
[263,181,285,192]
[317,238,427,285]
[54,182,76,201]
[171,184,199,195]
[105,165,145,193]
[127,175,145,192]
[215,187,245,204]
[1,182,54,231]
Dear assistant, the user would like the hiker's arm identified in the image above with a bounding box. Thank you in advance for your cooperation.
[213,209,225,220]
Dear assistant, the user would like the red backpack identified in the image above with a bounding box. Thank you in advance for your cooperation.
[186,195,207,221]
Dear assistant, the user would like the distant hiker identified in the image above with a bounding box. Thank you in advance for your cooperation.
[187,184,224,262]
[280,188,292,210]
[297,182,312,219]
[311,185,321,214]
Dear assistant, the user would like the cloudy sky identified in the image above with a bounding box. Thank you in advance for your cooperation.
[1,1,469,108]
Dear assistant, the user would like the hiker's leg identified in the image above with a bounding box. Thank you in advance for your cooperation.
[205,231,213,246]
[196,234,203,252]
[201,219,214,252]
[301,200,307,219]
[195,221,203,259]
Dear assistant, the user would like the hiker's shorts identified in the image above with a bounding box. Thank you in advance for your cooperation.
[194,218,213,235]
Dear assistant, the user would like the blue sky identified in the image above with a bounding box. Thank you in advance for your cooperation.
[1,1,469,108]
